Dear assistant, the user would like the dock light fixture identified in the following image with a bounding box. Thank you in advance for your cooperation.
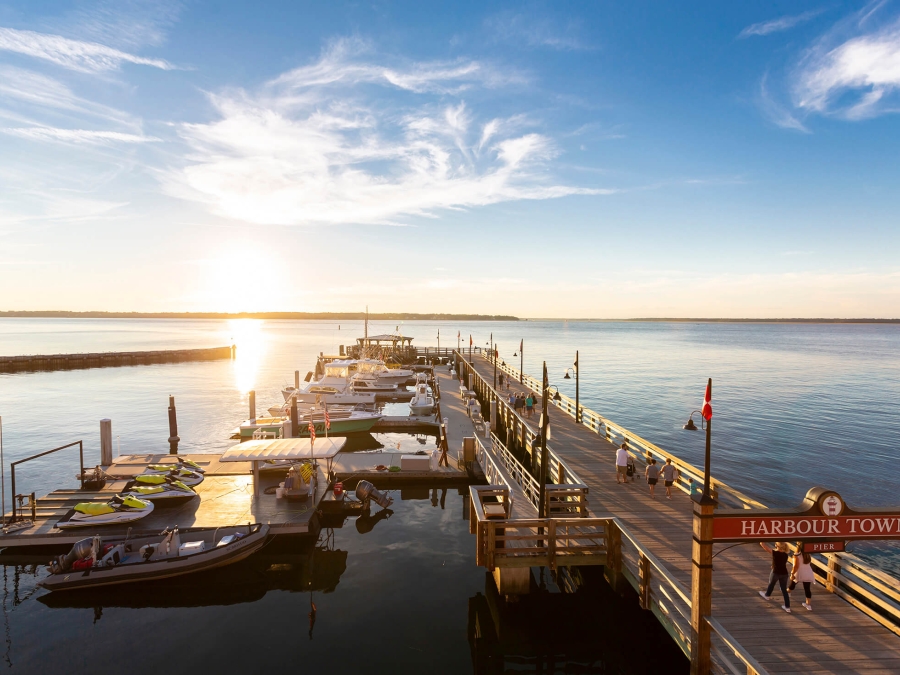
[683,410,705,431]
[563,352,580,422]
[547,384,563,402]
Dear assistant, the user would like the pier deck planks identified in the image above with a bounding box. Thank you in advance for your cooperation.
[468,356,900,675]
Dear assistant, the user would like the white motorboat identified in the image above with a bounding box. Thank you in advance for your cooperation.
[281,361,376,405]
[409,382,435,415]
[355,359,414,385]
[56,495,155,530]
[240,408,382,439]
[41,524,269,591]
[349,372,400,393]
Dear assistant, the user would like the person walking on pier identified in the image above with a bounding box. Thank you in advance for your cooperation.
[790,549,814,611]
[644,458,660,497]
[758,542,792,613]
[525,394,534,418]
[615,443,629,483]
[660,458,679,499]
[498,372,504,390]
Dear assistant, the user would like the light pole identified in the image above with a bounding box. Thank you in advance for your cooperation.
[563,351,580,424]
[513,340,523,384]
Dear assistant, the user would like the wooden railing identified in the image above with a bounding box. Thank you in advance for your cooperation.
[809,551,900,638]
[706,616,768,675]
[481,351,763,510]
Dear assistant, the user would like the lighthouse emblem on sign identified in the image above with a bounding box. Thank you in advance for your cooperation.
[822,494,844,517]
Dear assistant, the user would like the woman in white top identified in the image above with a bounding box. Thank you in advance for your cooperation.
[790,550,815,611]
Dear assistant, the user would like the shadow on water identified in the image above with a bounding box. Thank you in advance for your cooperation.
[0,488,687,674]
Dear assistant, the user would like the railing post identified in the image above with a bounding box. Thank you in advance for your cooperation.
[606,521,623,591]
[639,552,651,609]
[548,518,557,571]
[826,554,841,593]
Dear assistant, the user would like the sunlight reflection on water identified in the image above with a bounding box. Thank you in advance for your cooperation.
[227,319,265,394]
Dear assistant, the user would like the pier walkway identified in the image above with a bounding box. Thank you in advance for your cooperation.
[461,352,900,675]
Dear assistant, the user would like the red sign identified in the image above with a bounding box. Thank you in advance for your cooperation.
[803,541,844,553]
[712,515,900,542]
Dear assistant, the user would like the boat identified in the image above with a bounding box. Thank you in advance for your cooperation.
[141,465,204,487]
[355,358,414,385]
[349,372,400,393]
[55,495,155,530]
[408,382,435,415]
[236,408,382,441]
[281,361,376,405]
[40,524,269,591]
[123,475,197,501]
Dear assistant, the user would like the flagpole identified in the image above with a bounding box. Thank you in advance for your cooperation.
[520,340,523,384]
[701,377,714,504]
[491,333,496,389]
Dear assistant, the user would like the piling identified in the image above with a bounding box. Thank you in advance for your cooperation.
[290,398,299,438]
[167,395,180,454]
[295,370,300,390]
[100,419,113,466]
[249,390,256,420]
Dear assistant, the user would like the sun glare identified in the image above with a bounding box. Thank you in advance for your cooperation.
[228,319,266,394]
[200,246,288,313]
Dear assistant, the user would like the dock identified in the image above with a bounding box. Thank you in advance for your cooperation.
[0,345,234,374]
[457,350,900,675]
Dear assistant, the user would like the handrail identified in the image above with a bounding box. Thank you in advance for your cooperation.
[706,616,769,675]
[481,351,764,510]
[9,440,84,523]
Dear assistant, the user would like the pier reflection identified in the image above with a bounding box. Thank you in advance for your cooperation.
[467,567,688,675]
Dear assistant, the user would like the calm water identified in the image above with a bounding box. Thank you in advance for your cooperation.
[0,318,898,672]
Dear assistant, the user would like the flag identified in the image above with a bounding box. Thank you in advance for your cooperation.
[308,419,316,442]
[519,339,523,352]
[324,403,331,430]
[457,331,460,339]
[469,335,472,347]
[701,380,712,420]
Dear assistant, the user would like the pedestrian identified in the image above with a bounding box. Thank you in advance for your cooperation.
[644,458,660,497]
[758,542,792,613]
[525,394,534,418]
[498,372,504,389]
[615,443,629,484]
[660,458,680,499]
[790,548,814,611]
[514,394,523,415]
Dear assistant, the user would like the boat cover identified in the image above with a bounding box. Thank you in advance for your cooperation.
[74,503,114,515]
[220,437,346,462]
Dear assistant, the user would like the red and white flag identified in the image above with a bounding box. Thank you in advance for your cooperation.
[308,419,316,443]
[701,380,712,421]
[469,335,473,347]
[324,403,331,430]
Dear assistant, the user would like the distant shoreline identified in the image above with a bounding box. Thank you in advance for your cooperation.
[0,311,520,321]
[0,312,897,324]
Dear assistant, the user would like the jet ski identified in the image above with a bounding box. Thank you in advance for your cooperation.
[40,523,269,591]
[166,458,206,474]
[123,475,197,502]
[56,495,155,530]
[142,465,204,487]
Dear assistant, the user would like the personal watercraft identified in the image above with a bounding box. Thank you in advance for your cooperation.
[55,494,155,530]
[142,465,204,487]
[123,475,197,501]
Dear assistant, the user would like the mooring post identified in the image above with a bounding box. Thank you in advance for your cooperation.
[231,344,236,359]
[290,397,299,438]
[249,390,256,420]
[167,395,180,454]
[295,370,300,390]
[100,419,113,466]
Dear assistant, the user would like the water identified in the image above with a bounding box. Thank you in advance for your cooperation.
[0,318,898,671]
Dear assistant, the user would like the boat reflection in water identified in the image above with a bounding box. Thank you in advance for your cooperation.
[467,566,689,675]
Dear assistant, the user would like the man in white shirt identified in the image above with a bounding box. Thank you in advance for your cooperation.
[615,443,629,483]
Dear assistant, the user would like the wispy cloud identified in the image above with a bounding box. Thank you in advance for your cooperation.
[2,126,158,144]
[792,13,900,119]
[52,0,183,50]
[0,26,174,73]
[163,41,604,226]
[485,10,591,51]
[739,9,825,38]
[759,72,810,132]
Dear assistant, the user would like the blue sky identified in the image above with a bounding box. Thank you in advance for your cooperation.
[0,0,898,317]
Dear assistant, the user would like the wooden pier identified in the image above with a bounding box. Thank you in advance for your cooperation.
[0,345,234,374]
[456,350,900,675]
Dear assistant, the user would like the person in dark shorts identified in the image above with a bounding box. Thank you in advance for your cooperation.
[525,394,534,418]
[758,541,792,613]
[498,372,504,389]
[660,458,679,499]
[644,458,659,497]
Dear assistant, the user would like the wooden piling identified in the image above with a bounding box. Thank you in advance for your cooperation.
[99,419,113,465]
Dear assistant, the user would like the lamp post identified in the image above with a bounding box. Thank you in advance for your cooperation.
[537,362,551,518]
[563,351,580,424]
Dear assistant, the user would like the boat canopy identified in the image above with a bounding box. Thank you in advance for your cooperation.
[220,437,345,462]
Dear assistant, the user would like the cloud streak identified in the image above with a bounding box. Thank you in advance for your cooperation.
[0,26,173,73]
[739,10,824,38]
[2,126,158,144]
[164,43,605,226]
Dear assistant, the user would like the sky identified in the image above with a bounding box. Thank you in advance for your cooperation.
[0,1,898,318]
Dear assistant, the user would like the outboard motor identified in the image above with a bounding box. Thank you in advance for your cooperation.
[49,536,95,574]
[355,480,393,509]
